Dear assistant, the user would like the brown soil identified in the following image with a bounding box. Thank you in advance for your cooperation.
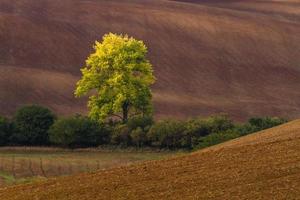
[0,0,300,120]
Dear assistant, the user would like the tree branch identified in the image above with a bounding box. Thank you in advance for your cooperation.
[129,112,142,118]
[111,114,123,120]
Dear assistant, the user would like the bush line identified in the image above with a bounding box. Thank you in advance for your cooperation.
[0,105,288,150]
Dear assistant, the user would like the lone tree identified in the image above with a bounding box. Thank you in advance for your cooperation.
[75,33,155,123]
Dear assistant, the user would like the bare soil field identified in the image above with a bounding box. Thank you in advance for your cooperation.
[0,0,300,120]
[0,120,299,199]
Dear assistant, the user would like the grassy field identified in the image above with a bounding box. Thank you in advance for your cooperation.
[0,147,176,187]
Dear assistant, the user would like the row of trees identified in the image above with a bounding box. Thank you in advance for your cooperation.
[0,105,287,149]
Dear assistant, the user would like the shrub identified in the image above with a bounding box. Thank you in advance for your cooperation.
[130,127,148,148]
[184,118,209,138]
[147,119,186,149]
[127,115,154,131]
[12,105,56,145]
[235,117,288,136]
[248,117,287,131]
[183,114,235,148]
[205,114,235,133]
[111,124,131,147]
[196,130,240,149]
[0,116,11,146]
[49,116,110,148]
[185,114,234,136]
[234,123,256,136]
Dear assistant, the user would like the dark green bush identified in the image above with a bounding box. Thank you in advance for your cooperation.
[235,117,288,136]
[248,117,287,131]
[194,116,288,150]
[127,115,154,131]
[183,114,235,148]
[111,124,131,147]
[49,116,110,148]
[184,118,209,138]
[147,119,186,149]
[0,116,11,146]
[12,105,56,145]
[196,130,240,149]
[130,127,148,148]
[185,114,234,136]
[205,114,235,133]
[234,123,256,136]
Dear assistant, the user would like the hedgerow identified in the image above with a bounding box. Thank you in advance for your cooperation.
[1,105,289,150]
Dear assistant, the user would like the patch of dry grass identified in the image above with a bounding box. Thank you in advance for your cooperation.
[0,149,174,187]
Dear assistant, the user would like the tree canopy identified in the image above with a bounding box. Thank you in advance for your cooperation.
[75,33,155,123]
[12,105,56,145]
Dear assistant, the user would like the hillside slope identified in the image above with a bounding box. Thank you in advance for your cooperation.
[1,0,300,119]
[1,120,300,199]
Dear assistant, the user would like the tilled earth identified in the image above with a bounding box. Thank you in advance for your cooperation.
[1,0,300,120]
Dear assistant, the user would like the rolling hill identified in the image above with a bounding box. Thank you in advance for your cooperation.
[1,119,299,199]
[1,0,300,120]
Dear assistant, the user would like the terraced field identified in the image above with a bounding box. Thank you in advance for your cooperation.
[1,0,300,120]
[1,120,299,199]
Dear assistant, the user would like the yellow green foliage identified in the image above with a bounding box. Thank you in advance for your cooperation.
[75,33,155,122]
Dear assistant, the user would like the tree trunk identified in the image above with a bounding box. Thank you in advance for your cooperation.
[122,101,129,123]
